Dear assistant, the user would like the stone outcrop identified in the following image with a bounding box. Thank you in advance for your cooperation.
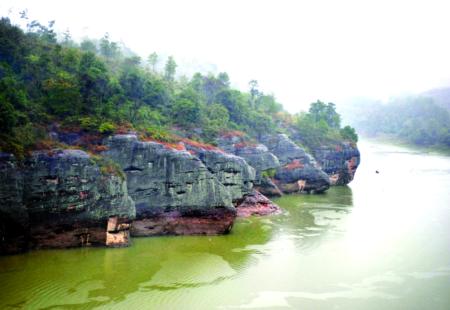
[311,142,360,185]
[183,141,255,202]
[261,134,331,193]
[235,190,281,217]
[0,153,28,254]
[217,133,281,196]
[218,132,331,195]
[1,129,358,255]
[104,135,236,236]
[0,150,135,255]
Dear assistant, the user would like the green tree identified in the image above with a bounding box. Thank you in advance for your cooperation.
[0,95,17,133]
[148,52,158,72]
[164,56,177,81]
[80,39,97,53]
[340,125,358,142]
[309,100,341,129]
[99,33,119,59]
[78,52,110,115]
[249,79,259,108]
[172,98,201,128]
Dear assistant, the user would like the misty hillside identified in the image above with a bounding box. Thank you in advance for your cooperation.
[340,96,450,148]
[0,17,357,158]
[422,87,450,111]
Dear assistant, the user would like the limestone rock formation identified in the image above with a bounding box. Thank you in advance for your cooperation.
[218,132,330,195]
[183,141,255,202]
[261,134,331,193]
[0,150,135,254]
[236,190,281,217]
[104,134,236,236]
[312,142,360,185]
[217,133,281,196]
[0,153,28,254]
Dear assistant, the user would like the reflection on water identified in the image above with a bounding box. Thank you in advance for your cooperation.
[0,140,449,309]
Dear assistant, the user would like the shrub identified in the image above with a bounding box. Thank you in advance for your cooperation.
[79,116,99,132]
[261,168,276,178]
[340,125,358,142]
[98,122,116,134]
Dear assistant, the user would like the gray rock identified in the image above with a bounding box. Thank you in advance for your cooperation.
[261,134,330,193]
[184,143,255,202]
[104,135,235,234]
[0,150,135,254]
[217,135,280,181]
[219,133,330,194]
[0,153,28,254]
[312,142,360,185]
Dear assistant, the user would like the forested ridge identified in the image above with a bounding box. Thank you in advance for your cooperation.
[0,17,357,158]
[341,96,450,148]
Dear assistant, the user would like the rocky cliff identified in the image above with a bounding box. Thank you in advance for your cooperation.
[104,135,237,236]
[311,142,360,185]
[103,134,278,237]
[1,131,357,255]
[261,134,331,193]
[182,141,255,202]
[182,140,280,217]
[218,132,331,195]
[0,150,135,255]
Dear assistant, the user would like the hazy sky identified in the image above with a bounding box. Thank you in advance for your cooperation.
[1,0,450,112]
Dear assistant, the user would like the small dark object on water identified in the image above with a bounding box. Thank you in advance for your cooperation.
[376,170,379,174]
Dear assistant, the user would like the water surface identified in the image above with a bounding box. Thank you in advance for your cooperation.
[1,140,449,309]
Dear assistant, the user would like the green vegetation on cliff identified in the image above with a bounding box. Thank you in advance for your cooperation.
[295,100,358,149]
[0,17,356,157]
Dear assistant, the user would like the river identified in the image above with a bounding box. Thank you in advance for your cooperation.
[0,140,449,309]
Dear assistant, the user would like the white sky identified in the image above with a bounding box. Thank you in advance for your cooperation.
[1,0,450,112]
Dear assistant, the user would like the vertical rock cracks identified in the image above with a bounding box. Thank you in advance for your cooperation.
[0,132,359,254]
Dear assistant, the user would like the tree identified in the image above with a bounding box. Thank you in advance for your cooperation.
[0,95,17,133]
[148,52,158,72]
[249,80,259,108]
[80,39,97,53]
[215,89,247,124]
[43,71,81,116]
[257,94,282,114]
[340,125,358,142]
[164,56,177,81]
[309,100,340,129]
[99,33,119,59]
[61,29,74,47]
[78,52,109,114]
[172,98,201,127]
[217,72,230,88]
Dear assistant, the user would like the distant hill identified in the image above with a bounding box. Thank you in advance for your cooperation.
[422,87,450,111]
[338,95,450,148]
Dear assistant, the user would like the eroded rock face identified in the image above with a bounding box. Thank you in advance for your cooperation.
[0,153,28,254]
[104,135,236,236]
[0,150,135,254]
[236,190,281,217]
[217,134,281,196]
[261,134,331,193]
[312,143,360,185]
[254,177,283,197]
[184,143,255,202]
[218,133,331,195]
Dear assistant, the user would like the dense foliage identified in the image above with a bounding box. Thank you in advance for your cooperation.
[341,96,450,147]
[294,101,358,148]
[0,17,356,157]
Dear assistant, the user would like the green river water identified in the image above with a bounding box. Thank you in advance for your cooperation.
[1,140,449,309]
